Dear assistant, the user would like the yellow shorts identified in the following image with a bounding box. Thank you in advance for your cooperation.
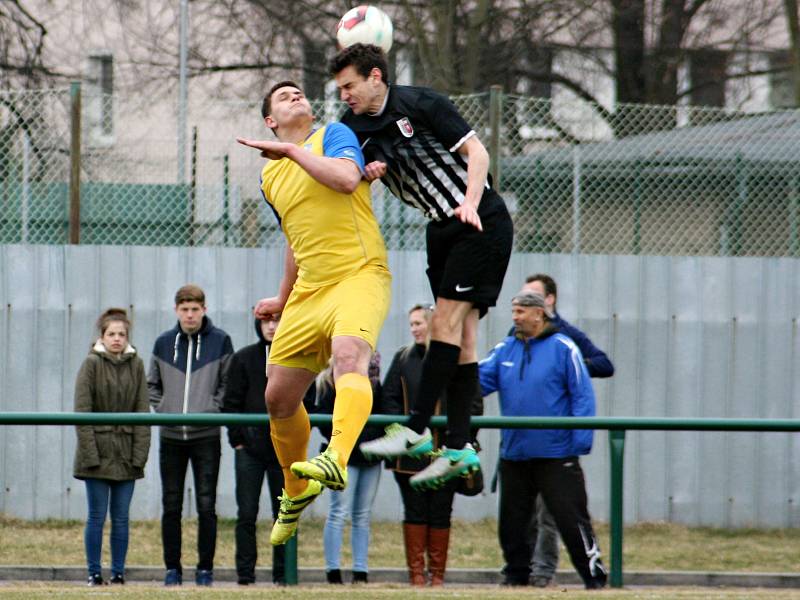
[268,264,392,373]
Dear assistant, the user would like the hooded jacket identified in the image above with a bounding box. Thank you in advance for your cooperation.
[73,341,151,481]
[506,311,614,378]
[479,325,596,460]
[147,315,233,442]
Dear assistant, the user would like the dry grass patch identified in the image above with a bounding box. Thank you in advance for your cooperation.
[0,515,799,574]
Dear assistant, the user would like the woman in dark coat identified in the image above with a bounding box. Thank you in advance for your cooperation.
[73,308,151,586]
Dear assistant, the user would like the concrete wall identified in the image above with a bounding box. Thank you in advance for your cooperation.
[1,245,799,527]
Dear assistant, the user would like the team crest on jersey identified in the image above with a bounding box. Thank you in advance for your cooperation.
[396,117,414,137]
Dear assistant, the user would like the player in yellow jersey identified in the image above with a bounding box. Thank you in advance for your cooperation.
[237,81,391,546]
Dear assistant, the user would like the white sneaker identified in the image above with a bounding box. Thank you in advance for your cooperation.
[359,423,433,458]
[409,444,481,490]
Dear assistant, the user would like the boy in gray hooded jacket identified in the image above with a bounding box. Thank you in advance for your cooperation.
[148,284,233,587]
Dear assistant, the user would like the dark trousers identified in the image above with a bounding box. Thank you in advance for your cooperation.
[498,457,606,588]
[234,448,286,584]
[394,471,457,529]
[159,436,221,572]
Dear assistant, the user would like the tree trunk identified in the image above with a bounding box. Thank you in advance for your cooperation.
[784,0,800,106]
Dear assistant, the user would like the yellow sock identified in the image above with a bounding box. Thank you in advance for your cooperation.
[270,404,311,497]
[327,372,373,467]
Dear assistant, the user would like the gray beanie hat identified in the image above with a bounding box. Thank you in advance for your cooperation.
[511,291,552,317]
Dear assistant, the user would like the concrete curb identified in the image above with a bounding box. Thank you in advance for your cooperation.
[0,566,798,588]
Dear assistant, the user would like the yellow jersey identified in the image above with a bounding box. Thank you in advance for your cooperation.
[260,123,388,288]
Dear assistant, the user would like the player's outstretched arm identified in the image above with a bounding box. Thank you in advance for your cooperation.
[453,136,490,232]
[237,137,361,194]
[254,245,298,320]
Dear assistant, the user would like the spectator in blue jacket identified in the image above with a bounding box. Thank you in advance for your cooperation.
[510,274,613,378]
[480,291,607,589]
[508,273,614,587]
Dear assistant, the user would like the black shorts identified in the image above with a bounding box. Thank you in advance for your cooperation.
[425,190,513,317]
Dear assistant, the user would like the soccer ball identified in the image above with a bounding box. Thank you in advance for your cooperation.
[336,5,393,54]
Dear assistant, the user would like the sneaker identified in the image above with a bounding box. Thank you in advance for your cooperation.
[109,574,125,585]
[195,568,213,586]
[352,571,368,584]
[409,443,480,490]
[291,448,348,491]
[531,575,553,588]
[87,573,105,586]
[359,423,433,459]
[270,479,324,545]
[164,568,182,586]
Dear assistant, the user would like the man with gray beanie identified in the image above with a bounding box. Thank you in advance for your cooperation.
[478,291,607,589]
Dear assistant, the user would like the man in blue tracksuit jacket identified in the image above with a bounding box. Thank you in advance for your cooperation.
[506,273,613,587]
[480,291,607,589]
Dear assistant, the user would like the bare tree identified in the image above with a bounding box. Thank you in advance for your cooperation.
[0,0,63,88]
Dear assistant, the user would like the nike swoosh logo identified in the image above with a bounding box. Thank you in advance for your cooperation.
[359,328,369,332]
[455,284,474,292]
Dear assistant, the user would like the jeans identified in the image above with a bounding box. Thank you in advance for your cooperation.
[530,496,560,578]
[83,478,136,577]
[323,463,382,573]
[393,471,457,528]
[159,436,221,572]
[234,448,286,583]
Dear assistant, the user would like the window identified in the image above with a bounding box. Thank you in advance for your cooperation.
[85,52,114,143]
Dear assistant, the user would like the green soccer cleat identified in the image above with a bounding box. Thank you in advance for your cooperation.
[359,423,433,459]
[291,448,348,491]
[409,443,481,490]
[270,479,324,546]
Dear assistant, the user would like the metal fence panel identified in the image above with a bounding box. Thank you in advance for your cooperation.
[2,246,800,527]
[4,87,800,256]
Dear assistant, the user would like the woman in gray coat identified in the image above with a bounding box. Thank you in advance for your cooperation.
[73,308,151,586]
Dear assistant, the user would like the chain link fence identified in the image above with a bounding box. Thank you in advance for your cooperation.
[1,84,799,256]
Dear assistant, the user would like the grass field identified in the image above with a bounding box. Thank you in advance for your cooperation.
[0,583,800,599]
[1,516,799,573]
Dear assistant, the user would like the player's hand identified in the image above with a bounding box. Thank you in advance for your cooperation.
[454,203,483,231]
[236,138,292,161]
[364,161,387,182]
[254,296,285,320]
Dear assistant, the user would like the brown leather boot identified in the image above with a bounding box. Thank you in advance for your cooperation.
[402,523,428,586]
[427,527,450,587]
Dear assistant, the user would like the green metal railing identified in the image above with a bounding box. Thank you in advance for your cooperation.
[2,412,799,587]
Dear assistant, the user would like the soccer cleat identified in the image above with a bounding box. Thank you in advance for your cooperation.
[291,448,348,491]
[409,443,481,490]
[359,423,433,459]
[270,479,324,546]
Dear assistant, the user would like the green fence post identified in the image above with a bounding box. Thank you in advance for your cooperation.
[223,153,230,245]
[285,532,298,585]
[608,429,626,587]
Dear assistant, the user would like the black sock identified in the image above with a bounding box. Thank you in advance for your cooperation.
[407,340,461,434]
[444,363,481,449]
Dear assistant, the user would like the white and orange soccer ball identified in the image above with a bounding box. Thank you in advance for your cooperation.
[336,5,393,54]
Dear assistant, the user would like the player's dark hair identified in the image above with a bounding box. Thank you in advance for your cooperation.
[261,80,303,118]
[329,43,389,84]
[525,273,557,299]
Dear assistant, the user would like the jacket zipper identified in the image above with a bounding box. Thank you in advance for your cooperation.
[520,340,531,381]
[182,336,193,440]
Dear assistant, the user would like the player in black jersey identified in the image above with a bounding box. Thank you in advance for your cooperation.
[330,44,513,489]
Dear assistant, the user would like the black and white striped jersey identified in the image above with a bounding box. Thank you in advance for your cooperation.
[341,85,491,221]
